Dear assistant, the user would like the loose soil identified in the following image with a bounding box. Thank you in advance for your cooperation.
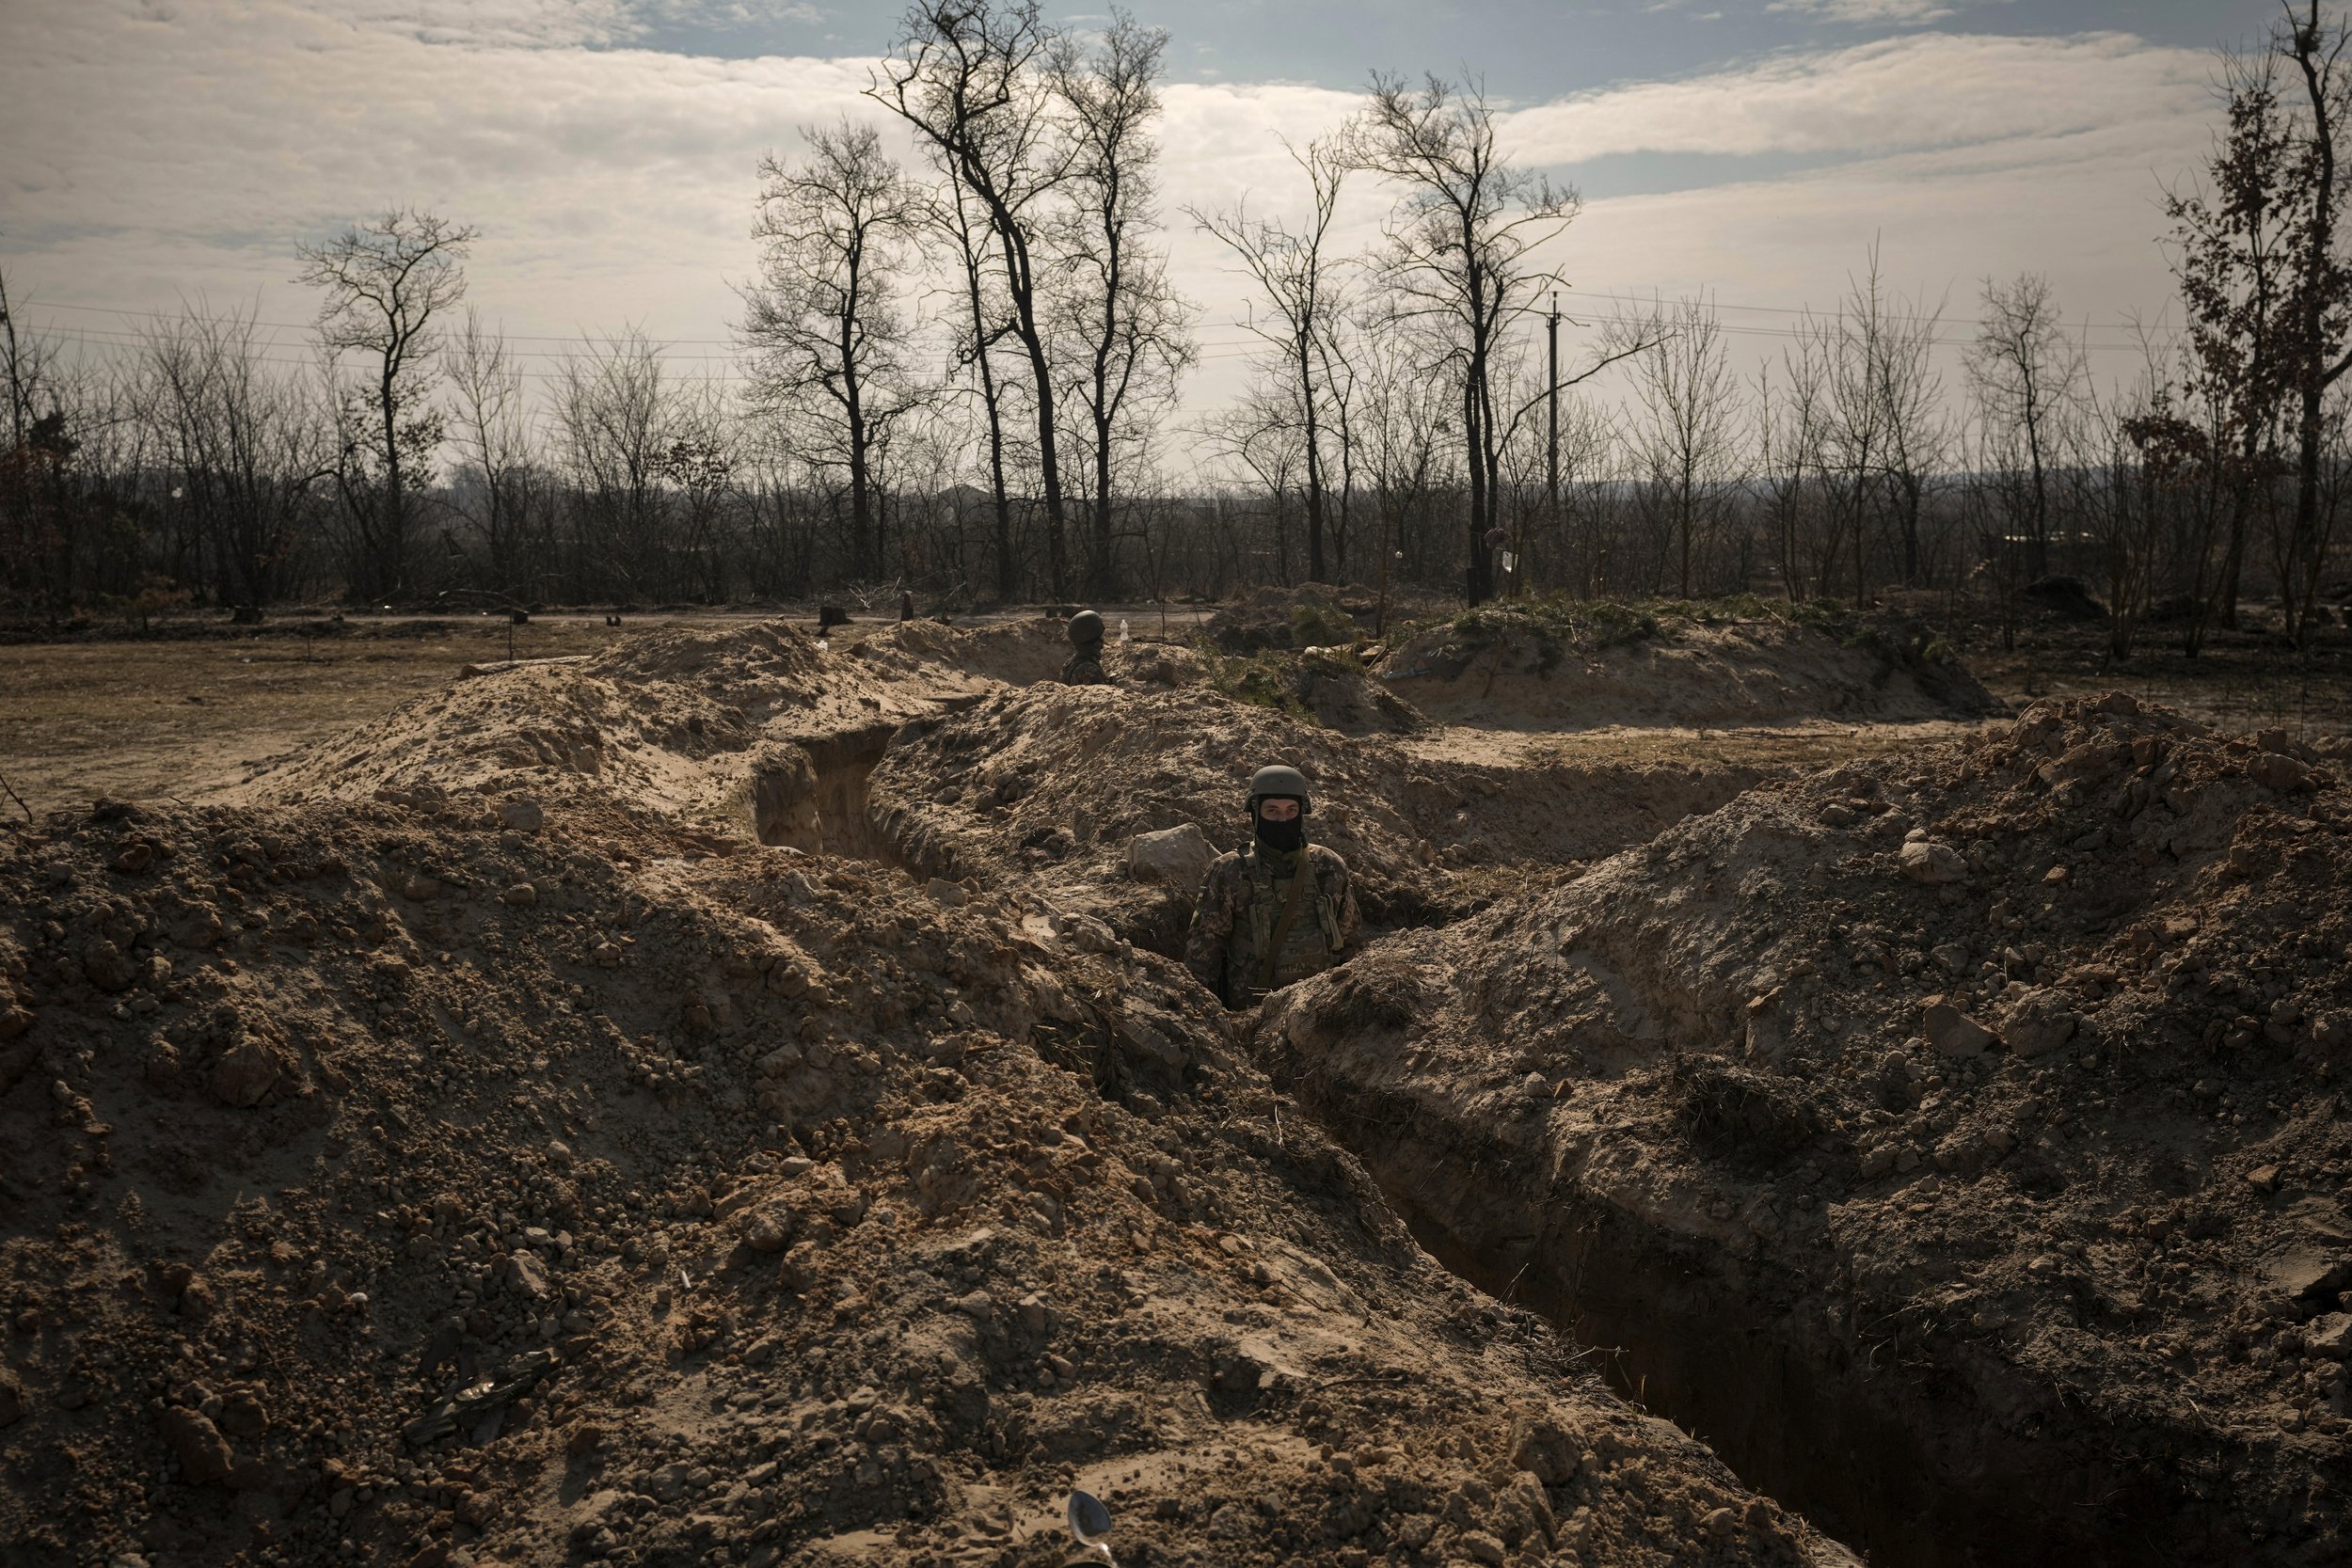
[0,620,624,816]
[1266,695,2352,1568]
[1376,611,1998,733]
[868,685,1762,950]
[12,598,2352,1568]
[0,617,1852,1568]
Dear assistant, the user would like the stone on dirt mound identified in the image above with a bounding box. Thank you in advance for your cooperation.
[1267,693,2352,1566]
[1127,821,1216,887]
[0,794,1839,1568]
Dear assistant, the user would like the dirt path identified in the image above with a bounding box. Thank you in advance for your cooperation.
[0,623,617,813]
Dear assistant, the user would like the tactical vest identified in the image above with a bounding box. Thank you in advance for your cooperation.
[1226,846,1345,995]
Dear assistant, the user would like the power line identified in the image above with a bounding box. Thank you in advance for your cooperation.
[19,299,1274,354]
[24,287,2174,353]
[24,319,1274,379]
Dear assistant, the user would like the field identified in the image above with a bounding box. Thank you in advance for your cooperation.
[3,594,2351,1568]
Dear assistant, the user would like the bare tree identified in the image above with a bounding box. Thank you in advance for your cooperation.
[296,208,476,599]
[741,119,928,582]
[1966,273,2086,582]
[135,305,329,610]
[1192,135,1351,581]
[1201,376,1308,585]
[927,166,1022,599]
[1616,296,1740,598]
[2165,46,2307,644]
[2275,1,2352,644]
[1756,331,1828,601]
[553,329,685,602]
[1353,304,1460,605]
[874,0,1078,594]
[0,261,86,617]
[1815,246,1921,607]
[447,309,542,601]
[1351,73,1580,604]
[659,377,737,603]
[1053,11,1195,597]
[1874,289,1949,588]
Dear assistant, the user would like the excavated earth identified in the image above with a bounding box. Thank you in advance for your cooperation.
[1266,696,2352,1568]
[1376,611,2001,731]
[0,617,1871,1568]
[866,684,1762,953]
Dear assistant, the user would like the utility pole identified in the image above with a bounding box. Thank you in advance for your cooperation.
[1545,291,1560,601]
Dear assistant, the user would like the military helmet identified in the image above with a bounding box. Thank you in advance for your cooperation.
[1248,763,1311,815]
[1068,609,1105,644]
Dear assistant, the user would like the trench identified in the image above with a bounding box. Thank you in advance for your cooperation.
[739,693,2218,1564]
[748,721,905,863]
[1290,1083,2225,1568]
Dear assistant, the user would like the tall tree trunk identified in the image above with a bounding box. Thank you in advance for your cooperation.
[1299,338,1326,582]
[994,221,1067,599]
[1464,370,1491,604]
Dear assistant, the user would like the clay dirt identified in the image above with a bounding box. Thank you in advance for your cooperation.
[3,600,2350,1568]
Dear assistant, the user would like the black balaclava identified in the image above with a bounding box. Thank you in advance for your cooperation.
[1253,797,1305,855]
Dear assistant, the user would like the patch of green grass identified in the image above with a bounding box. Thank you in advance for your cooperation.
[1290,600,1357,649]
[1192,640,1317,721]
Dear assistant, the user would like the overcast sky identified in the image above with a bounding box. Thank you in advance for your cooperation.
[0,0,2289,447]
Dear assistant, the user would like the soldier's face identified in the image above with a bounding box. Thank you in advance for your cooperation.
[1258,798,1301,823]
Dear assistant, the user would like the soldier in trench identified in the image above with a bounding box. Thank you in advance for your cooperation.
[1184,764,1363,1007]
[1060,610,1114,685]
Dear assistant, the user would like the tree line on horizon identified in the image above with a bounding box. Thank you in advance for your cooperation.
[3,0,2351,658]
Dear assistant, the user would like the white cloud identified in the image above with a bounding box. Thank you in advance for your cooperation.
[0,1,2218,432]
[1766,0,1959,24]
[1502,31,2208,163]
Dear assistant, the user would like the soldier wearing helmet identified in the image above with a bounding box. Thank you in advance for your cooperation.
[1060,610,1112,686]
[1184,764,1362,1008]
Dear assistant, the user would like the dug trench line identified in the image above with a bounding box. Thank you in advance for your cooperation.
[1276,1074,2201,1568]
[745,697,990,869]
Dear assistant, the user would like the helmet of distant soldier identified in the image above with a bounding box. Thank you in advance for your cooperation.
[1068,610,1105,645]
[1248,763,1311,816]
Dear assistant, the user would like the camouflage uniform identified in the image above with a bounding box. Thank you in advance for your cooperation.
[1060,648,1112,685]
[1184,842,1361,1007]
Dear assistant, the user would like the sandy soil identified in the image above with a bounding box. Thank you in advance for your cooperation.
[0,621,631,816]
[0,619,1849,1568]
[1268,697,2352,1568]
[8,595,2352,1568]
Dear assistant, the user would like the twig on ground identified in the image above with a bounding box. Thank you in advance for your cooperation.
[0,766,31,823]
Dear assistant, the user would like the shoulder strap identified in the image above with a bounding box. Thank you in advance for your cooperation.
[1259,853,1316,991]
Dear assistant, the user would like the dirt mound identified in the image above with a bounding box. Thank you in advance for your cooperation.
[1267,695,2352,1566]
[2020,576,2108,623]
[1378,608,2001,731]
[1205,584,1455,655]
[1197,646,1429,736]
[867,685,1763,951]
[249,619,1201,860]
[0,798,1842,1568]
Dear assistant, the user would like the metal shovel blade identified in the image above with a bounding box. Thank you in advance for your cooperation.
[1067,1488,1114,1549]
